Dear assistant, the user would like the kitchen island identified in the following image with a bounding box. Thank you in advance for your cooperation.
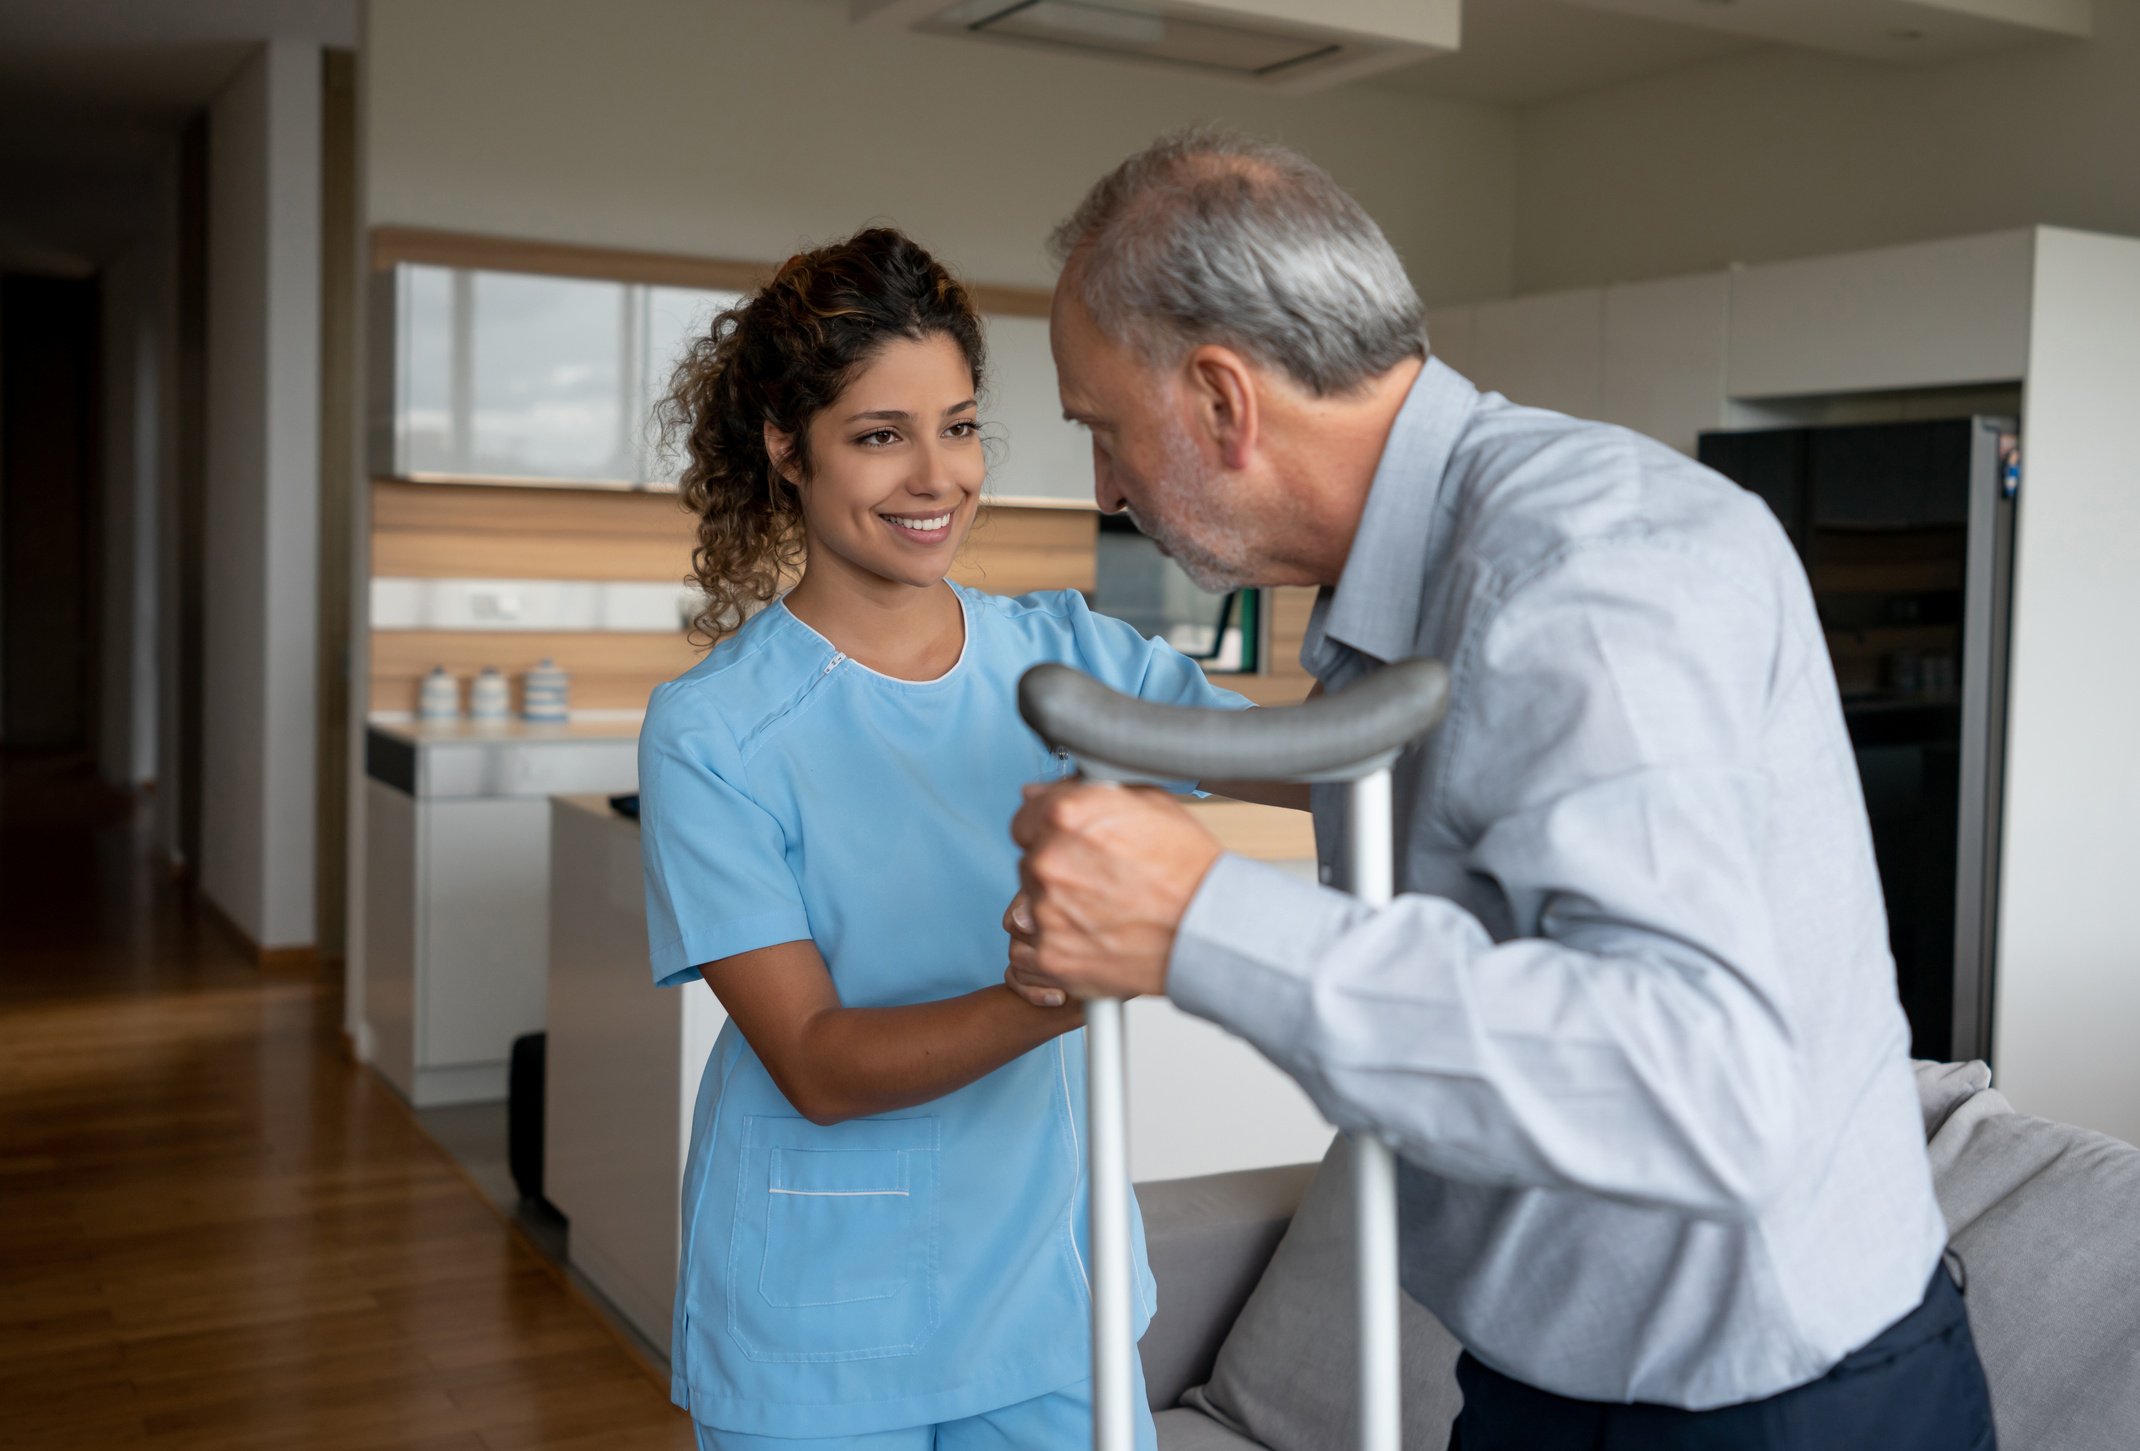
[362,716,641,1106]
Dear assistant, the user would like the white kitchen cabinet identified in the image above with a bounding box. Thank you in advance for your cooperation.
[362,720,639,1106]
[984,314,1098,503]
[1727,229,2034,400]
[545,796,725,1356]
[1470,287,1605,419]
[420,797,554,1069]
[363,780,419,1096]
[1600,271,1731,456]
[1425,303,1477,380]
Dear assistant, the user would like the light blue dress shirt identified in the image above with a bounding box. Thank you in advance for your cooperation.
[1169,360,1951,1410]
[639,584,1248,1438]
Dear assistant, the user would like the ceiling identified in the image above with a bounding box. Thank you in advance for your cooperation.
[1368,0,1762,104]
[0,0,355,266]
[0,0,355,162]
[0,0,2095,264]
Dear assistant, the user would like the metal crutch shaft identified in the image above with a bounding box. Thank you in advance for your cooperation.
[1084,996,1135,1450]
[1348,768,1401,1451]
[1018,660,1450,1451]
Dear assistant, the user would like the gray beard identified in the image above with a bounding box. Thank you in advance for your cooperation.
[1126,428,1255,593]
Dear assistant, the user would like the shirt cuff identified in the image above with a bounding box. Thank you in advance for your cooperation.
[1166,853,1363,1072]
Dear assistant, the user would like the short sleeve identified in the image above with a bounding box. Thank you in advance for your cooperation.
[637,683,813,988]
[1060,591,1255,714]
[1052,591,1253,792]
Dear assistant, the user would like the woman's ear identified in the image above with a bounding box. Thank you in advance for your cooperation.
[763,421,801,489]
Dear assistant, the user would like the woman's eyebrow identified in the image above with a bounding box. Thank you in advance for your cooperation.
[841,399,977,423]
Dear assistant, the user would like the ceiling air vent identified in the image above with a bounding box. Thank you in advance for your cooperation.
[852,0,1461,91]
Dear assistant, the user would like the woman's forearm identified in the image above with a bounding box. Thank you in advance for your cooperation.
[776,985,1082,1126]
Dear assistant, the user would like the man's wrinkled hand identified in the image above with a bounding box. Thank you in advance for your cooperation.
[1008,781,1223,1001]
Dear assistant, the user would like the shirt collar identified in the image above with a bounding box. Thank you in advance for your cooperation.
[1307,357,1478,671]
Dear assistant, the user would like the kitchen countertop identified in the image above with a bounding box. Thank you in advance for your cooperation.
[367,714,644,746]
[557,792,1315,863]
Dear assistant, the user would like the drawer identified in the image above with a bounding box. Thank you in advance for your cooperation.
[419,738,639,799]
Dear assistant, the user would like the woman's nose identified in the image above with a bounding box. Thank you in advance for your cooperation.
[912,439,966,499]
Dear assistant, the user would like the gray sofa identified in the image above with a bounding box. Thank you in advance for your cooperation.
[1133,1061,2140,1450]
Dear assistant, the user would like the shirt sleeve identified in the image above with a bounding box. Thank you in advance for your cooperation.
[637,683,814,988]
[1165,540,1802,1221]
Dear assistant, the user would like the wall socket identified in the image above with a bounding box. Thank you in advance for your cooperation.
[468,586,523,622]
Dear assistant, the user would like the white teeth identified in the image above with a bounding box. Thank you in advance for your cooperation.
[886,513,952,532]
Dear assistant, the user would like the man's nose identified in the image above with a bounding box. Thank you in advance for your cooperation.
[1092,439,1128,515]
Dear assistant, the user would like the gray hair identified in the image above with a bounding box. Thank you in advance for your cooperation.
[1048,127,1426,397]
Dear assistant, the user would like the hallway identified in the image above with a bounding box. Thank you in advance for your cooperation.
[0,753,695,1450]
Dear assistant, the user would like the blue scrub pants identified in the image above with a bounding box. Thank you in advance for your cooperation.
[693,1361,1160,1450]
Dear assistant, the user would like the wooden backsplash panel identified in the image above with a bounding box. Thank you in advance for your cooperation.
[949,507,1097,597]
[372,479,698,581]
[370,629,704,714]
[367,481,1101,712]
[1226,585,1319,706]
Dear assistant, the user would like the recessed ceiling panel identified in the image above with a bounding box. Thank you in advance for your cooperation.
[856,0,1460,91]
[966,1,1336,76]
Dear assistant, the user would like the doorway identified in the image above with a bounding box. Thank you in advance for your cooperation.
[1,273,100,754]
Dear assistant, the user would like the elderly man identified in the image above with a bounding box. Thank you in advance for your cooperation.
[1008,130,1994,1450]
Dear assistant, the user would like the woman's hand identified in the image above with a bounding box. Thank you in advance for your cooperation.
[1002,894,1065,1008]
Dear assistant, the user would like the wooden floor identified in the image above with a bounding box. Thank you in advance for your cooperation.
[0,753,697,1450]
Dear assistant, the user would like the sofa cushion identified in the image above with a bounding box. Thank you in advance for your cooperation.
[1914,1057,1995,1137]
[1927,1082,2140,1451]
[1181,1134,1464,1451]
[1154,1405,1268,1450]
[1139,1162,1321,1411]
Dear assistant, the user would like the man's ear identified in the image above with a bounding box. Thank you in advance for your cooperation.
[763,421,801,488]
[1185,345,1258,472]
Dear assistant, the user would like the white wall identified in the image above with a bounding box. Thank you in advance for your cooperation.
[201,41,323,951]
[1514,4,2140,292]
[1993,228,2140,1141]
[362,0,1517,305]
[96,246,165,791]
[148,149,187,869]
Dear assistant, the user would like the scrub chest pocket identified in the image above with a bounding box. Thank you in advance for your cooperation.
[727,1114,943,1363]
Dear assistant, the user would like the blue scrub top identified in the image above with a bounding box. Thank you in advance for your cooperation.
[638,584,1251,1437]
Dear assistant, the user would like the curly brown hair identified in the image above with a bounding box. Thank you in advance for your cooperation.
[658,227,988,641]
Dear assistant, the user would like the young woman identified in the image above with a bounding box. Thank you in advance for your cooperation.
[637,228,1249,1449]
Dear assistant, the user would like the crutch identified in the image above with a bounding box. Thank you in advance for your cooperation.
[1018,658,1451,1451]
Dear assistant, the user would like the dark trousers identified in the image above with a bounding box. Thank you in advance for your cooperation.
[1448,1268,1995,1451]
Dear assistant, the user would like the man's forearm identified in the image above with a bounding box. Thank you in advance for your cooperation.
[1169,855,1798,1220]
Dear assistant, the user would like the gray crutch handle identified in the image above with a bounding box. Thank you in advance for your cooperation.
[1018,657,1451,783]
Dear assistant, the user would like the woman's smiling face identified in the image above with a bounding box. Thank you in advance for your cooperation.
[770,332,986,592]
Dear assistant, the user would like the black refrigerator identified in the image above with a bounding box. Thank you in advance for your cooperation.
[1699,417,2019,1064]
